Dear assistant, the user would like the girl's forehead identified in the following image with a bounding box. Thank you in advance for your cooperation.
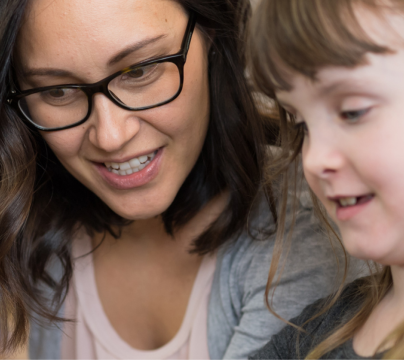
[260,1,404,97]
[17,0,185,79]
[275,47,404,111]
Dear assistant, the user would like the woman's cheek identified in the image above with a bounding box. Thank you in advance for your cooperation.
[41,128,85,158]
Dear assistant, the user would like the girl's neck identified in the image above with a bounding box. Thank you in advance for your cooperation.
[390,264,404,301]
[353,264,404,356]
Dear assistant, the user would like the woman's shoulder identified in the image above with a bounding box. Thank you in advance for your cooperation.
[250,277,369,359]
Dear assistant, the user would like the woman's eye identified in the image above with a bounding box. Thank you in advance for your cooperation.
[127,68,145,79]
[48,88,67,98]
[124,64,157,80]
[40,88,82,106]
[340,108,369,122]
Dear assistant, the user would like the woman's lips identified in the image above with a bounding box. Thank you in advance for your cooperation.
[95,148,163,190]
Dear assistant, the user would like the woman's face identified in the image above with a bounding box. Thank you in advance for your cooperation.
[17,0,210,220]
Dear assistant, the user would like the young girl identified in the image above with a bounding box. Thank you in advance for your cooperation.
[0,0,346,358]
[249,0,404,358]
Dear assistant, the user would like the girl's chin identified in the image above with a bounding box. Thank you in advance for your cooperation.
[342,238,397,265]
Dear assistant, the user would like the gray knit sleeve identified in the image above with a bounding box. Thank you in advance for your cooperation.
[208,195,364,359]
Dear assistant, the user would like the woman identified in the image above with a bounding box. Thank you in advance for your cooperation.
[0,0,348,358]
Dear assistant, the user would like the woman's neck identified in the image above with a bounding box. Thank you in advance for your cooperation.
[93,191,229,253]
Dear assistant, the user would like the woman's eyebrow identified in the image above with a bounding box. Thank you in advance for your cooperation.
[22,34,169,79]
[107,34,168,66]
[22,68,75,78]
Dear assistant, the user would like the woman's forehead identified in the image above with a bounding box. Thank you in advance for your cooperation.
[17,0,186,79]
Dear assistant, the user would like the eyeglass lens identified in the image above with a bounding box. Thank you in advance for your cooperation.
[18,61,181,129]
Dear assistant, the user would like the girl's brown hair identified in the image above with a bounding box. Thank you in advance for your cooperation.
[0,0,277,354]
[249,0,404,358]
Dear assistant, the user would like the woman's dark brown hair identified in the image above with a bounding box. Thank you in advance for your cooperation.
[248,0,404,358]
[0,0,275,354]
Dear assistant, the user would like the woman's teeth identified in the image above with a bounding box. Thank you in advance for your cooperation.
[104,151,157,176]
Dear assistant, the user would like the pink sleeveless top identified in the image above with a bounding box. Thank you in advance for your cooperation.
[61,235,216,359]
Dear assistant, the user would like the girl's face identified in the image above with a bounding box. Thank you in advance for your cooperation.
[17,0,210,220]
[276,9,404,265]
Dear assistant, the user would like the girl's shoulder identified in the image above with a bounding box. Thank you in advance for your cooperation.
[250,277,369,360]
[208,189,365,359]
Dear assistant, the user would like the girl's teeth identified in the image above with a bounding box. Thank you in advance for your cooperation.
[339,197,358,207]
[104,151,157,176]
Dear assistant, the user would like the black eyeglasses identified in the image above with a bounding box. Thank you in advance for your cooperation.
[7,12,197,132]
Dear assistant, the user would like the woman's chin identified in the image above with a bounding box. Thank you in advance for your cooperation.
[105,198,174,221]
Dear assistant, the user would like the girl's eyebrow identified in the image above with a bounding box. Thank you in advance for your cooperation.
[22,34,168,79]
[317,81,351,96]
[317,78,372,97]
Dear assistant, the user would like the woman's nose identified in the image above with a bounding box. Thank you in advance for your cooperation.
[302,131,345,180]
[87,94,141,152]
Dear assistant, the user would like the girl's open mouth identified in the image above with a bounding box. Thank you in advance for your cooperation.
[333,194,375,221]
[336,194,374,208]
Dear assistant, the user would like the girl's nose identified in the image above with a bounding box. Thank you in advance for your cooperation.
[87,94,141,152]
[302,131,345,180]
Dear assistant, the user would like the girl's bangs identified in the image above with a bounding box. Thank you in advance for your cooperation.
[250,0,391,97]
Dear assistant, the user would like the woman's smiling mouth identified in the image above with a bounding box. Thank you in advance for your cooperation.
[95,148,164,190]
[104,150,158,176]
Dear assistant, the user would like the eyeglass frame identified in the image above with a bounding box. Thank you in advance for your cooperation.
[6,11,197,132]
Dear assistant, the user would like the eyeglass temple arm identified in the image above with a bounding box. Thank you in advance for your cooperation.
[181,11,197,61]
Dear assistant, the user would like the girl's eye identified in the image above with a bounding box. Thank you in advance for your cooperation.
[295,121,308,135]
[340,108,369,122]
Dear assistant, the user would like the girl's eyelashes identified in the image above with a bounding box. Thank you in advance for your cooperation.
[294,121,309,135]
[340,108,370,123]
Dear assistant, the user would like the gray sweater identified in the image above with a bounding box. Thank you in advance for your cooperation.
[249,278,383,359]
[28,194,362,359]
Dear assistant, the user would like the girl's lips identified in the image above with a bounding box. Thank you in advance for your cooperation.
[335,194,374,221]
[95,148,163,190]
